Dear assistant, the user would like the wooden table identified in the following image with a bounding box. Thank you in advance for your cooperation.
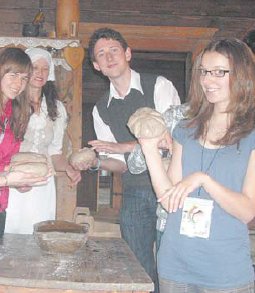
[0,234,153,293]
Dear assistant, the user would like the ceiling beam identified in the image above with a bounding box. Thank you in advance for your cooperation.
[79,22,218,59]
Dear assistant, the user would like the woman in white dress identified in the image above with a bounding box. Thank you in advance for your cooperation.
[5,48,81,234]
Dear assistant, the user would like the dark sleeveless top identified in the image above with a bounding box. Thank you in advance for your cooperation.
[96,73,157,187]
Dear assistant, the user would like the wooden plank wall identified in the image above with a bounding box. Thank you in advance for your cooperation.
[78,0,255,39]
[1,1,254,99]
[0,0,254,39]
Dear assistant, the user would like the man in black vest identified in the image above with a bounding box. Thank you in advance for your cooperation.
[78,27,180,292]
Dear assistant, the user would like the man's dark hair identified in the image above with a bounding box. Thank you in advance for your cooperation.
[243,30,255,54]
[88,27,128,61]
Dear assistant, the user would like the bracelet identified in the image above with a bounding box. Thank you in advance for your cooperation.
[89,158,101,172]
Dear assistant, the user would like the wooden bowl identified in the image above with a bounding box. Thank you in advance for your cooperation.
[34,220,89,253]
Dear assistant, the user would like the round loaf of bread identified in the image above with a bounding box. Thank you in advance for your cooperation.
[11,152,47,164]
[69,147,96,165]
[127,107,167,138]
[10,162,48,177]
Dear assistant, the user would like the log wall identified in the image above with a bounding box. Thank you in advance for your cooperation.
[0,1,254,39]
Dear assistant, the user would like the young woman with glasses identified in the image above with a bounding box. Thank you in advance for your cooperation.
[138,38,255,293]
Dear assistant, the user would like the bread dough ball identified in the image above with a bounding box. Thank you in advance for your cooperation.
[127,107,167,138]
[10,162,48,177]
[11,152,47,164]
[69,147,96,165]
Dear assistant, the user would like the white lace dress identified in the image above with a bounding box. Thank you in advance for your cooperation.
[5,96,67,234]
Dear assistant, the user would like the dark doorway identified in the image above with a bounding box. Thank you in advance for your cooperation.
[131,51,191,103]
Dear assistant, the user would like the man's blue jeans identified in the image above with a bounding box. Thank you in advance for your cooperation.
[120,185,157,290]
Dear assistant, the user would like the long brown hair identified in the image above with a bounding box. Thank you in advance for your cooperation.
[187,38,255,145]
[0,47,32,140]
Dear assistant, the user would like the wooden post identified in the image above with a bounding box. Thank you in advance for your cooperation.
[56,0,80,38]
[111,173,123,211]
[55,61,83,221]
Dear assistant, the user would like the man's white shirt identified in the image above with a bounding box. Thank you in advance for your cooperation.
[92,69,181,162]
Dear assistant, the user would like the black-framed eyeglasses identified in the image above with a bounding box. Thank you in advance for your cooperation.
[198,69,230,77]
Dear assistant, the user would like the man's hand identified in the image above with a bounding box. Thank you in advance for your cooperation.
[88,140,136,154]
[70,157,98,171]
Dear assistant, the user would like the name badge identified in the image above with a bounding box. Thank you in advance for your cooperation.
[180,197,213,239]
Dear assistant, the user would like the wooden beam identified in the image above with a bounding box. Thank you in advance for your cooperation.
[79,22,218,58]
[68,65,83,151]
